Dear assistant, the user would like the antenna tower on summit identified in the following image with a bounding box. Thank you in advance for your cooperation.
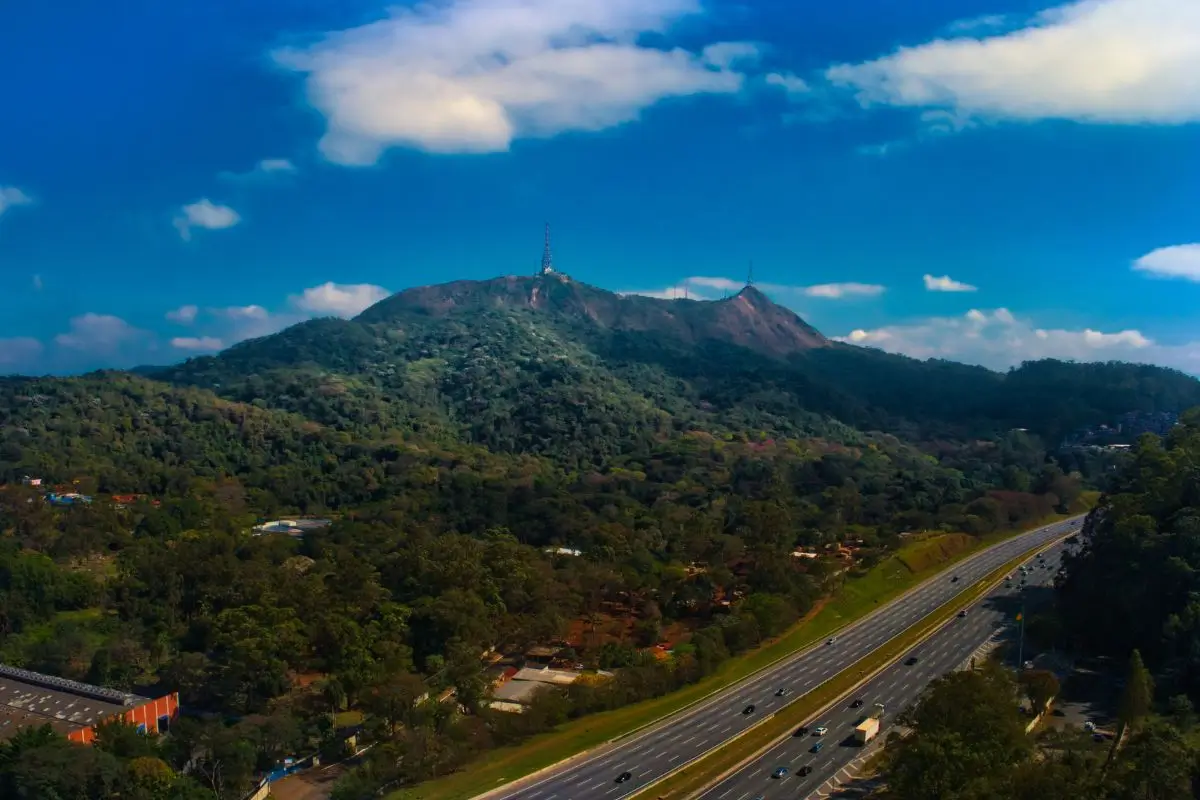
[746,260,754,287]
[540,223,554,275]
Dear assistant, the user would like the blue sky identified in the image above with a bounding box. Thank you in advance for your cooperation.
[2,0,1199,375]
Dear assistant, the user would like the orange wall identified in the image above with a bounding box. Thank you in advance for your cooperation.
[68,692,180,744]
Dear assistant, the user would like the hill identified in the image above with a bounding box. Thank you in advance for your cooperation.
[145,273,1200,464]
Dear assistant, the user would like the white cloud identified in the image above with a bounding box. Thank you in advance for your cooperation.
[274,0,754,162]
[1133,243,1200,281]
[171,336,224,352]
[924,273,978,292]
[0,337,42,369]
[221,304,270,321]
[290,282,390,317]
[174,199,241,241]
[0,186,31,217]
[803,282,886,299]
[166,304,198,324]
[834,307,1200,372]
[219,158,298,181]
[257,158,296,173]
[53,313,144,353]
[702,42,761,69]
[765,72,810,95]
[826,0,1200,126]
[620,275,885,302]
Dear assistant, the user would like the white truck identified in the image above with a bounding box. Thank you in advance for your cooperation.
[853,703,886,745]
[854,717,880,745]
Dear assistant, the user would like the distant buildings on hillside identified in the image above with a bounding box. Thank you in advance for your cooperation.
[252,518,332,537]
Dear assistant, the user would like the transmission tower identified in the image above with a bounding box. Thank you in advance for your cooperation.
[540,223,554,275]
[746,260,755,287]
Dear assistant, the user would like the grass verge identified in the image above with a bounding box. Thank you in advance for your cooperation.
[390,508,1091,800]
[631,531,1071,800]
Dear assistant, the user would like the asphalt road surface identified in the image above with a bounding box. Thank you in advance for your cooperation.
[698,538,1076,800]
[485,517,1083,800]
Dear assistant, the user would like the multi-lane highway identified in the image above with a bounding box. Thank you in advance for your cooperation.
[484,517,1084,800]
[698,537,1075,800]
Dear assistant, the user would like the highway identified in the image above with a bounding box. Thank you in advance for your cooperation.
[484,517,1083,800]
[698,537,1075,800]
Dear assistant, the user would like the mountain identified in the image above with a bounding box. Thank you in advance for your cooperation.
[133,273,1200,472]
[357,274,829,355]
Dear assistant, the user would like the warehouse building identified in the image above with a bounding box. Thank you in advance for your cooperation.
[0,664,179,743]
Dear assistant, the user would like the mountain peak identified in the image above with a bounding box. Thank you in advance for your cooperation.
[358,274,827,356]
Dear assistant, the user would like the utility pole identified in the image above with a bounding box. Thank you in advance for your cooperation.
[1016,604,1026,674]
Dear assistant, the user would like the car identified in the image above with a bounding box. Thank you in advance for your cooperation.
[826,637,837,645]
[951,575,959,583]
[793,725,809,737]
[813,726,829,736]
[772,767,789,779]
[957,610,968,618]
[810,741,824,753]
[615,771,632,783]
[743,704,756,715]
[798,765,813,776]
[850,698,864,708]
[775,687,790,697]
[905,656,919,666]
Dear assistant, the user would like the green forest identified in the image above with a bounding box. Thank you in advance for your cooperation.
[2,291,1198,798]
[874,411,1200,798]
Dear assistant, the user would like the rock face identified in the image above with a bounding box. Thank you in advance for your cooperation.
[356,274,828,357]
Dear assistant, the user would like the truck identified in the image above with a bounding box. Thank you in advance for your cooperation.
[854,717,880,745]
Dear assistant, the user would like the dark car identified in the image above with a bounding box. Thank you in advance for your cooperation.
[904,656,919,666]
[771,767,789,779]
[957,610,968,618]
[615,771,632,783]
[743,704,756,715]
[951,575,960,583]
[850,699,864,708]
[775,687,789,697]
[798,765,813,776]
[793,725,809,737]
[810,741,824,754]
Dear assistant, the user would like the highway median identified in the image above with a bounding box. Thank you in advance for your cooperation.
[627,530,1073,800]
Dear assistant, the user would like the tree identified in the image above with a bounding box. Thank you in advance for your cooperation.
[1118,649,1155,734]
[1018,669,1060,716]
[1113,722,1194,800]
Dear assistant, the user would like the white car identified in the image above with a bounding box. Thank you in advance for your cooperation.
[813,726,829,736]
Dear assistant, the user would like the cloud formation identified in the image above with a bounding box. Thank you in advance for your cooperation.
[53,313,146,354]
[827,0,1200,126]
[166,304,198,324]
[1133,243,1200,281]
[291,282,390,317]
[622,275,885,301]
[275,0,754,163]
[0,186,31,217]
[923,273,978,292]
[0,338,43,370]
[837,307,1200,373]
[219,158,297,181]
[803,282,885,298]
[174,199,241,240]
[170,336,224,352]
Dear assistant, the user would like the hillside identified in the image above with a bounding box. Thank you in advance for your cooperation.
[146,273,1200,465]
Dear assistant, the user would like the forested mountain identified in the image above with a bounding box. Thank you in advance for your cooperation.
[1,273,1198,798]
[146,274,1200,463]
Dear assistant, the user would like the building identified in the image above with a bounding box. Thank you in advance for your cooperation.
[251,518,332,536]
[0,664,179,743]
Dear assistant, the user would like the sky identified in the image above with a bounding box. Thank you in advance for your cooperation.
[2,0,1200,375]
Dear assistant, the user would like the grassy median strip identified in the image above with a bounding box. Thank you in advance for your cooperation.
[390,507,1092,800]
[631,535,1065,800]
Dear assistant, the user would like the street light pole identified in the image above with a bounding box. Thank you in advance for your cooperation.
[1016,602,1026,673]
